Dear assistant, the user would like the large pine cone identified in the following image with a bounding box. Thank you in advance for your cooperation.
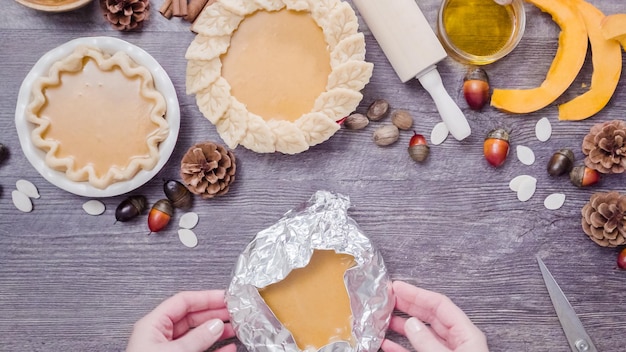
[100,0,150,31]
[582,120,626,174]
[581,191,626,247]
[180,142,236,199]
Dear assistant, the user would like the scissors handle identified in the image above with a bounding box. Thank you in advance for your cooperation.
[573,338,594,352]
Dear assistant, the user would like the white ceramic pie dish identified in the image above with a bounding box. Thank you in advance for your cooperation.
[15,0,93,12]
[15,36,180,198]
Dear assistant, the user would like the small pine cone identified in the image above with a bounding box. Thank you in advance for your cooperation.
[581,191,626,247]
[100,0,150,31]
[582,120,626,174]
[180,142,236,199]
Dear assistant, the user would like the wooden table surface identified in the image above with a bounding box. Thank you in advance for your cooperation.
[2,0,626,351]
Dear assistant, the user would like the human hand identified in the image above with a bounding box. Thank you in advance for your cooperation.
[126,290,236,352]
[381,281,488,352]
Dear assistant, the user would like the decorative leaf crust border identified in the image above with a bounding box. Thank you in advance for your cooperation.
[26,46,169,189]
[186,0,373,154]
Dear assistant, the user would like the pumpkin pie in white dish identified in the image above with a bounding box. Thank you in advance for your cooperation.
[14,0,92,12]
[26,45,170,190]
[186,0,373,154]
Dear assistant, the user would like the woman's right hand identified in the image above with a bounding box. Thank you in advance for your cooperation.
[381,281,488,352]
[126,290,236,352]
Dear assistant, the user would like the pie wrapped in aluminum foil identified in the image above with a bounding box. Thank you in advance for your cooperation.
[226,190,393,352]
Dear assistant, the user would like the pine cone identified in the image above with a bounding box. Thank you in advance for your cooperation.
[581,191,626,247]
[180,142,236,199]
[582,120,626,174]
[100,0,150,31]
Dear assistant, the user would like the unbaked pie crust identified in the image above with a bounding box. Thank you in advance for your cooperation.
[26,46,169,189]
[186,0,373,154]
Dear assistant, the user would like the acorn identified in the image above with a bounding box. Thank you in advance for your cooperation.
[148,199,174,234]
[463,67,490,111]
[569,165,600,188]
[408,132,429,162]
[115,195,147,222]
[483,129,509,167]
[618,247,626,270]
[547,149,574,176]
[0,143,8,165]
[163,179,193,210]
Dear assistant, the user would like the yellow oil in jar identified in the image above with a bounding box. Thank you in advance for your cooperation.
[441,0,516,59]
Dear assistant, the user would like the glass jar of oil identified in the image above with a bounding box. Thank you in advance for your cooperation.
[437,0,525,65]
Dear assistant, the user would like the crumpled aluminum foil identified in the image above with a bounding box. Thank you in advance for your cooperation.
[226,190,394,352]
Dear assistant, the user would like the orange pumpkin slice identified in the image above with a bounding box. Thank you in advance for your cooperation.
[491,0,588,114]
[601,13,626,50]
[557,0,622,121]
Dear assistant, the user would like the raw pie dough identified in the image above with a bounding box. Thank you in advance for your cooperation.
[27,46,169,189]
[186,0,373,154]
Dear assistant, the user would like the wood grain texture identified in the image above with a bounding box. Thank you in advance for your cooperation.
[1,0,626,351]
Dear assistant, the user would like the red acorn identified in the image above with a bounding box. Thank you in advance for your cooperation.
[569,166,600,188]
[408,132,429,162]
[618,248,626,270]
[148,199,174,234]
[463,67,490,111]
[484,129,509,167]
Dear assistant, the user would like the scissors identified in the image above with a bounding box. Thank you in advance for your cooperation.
[536,256,598,352]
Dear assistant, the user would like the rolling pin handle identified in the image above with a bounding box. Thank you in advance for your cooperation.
[417,68,471,141]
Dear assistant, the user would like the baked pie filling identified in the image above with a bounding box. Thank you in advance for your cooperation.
[27,46,169,189]
[220,9,331,122]
[258,249,356,350]
[186,0,373,154]
[22,0,80,5]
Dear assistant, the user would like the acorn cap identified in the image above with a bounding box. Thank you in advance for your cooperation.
[485,128,509,142]
[408,144,430,162]
[464,66,489,84]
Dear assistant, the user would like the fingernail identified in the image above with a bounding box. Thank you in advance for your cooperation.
[206,319,224,335]
[405,317,422,335]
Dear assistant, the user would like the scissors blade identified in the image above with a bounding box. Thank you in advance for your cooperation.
[536,256,597,352]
